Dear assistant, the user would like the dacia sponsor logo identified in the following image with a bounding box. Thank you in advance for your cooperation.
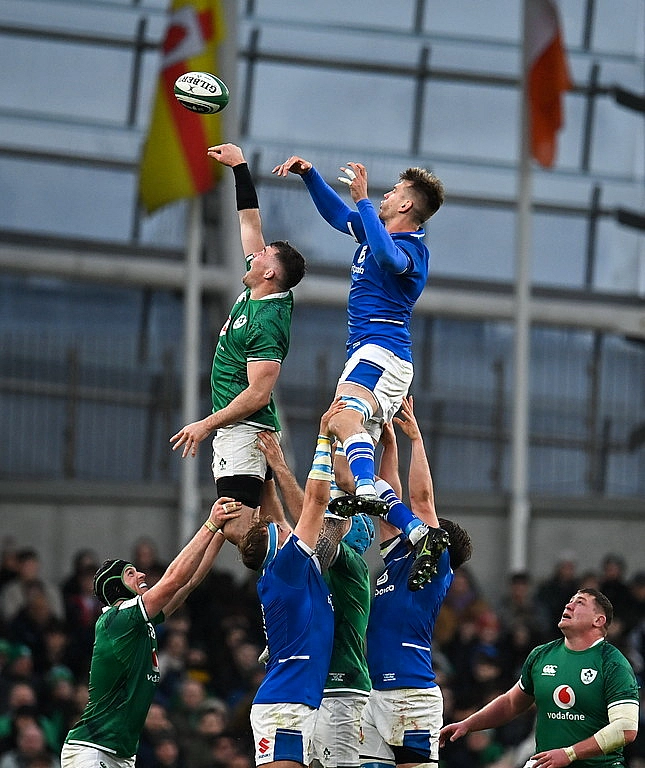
[541,664,557,676]
[374,573,394,597]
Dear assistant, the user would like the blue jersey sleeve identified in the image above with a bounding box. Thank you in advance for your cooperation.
[356,198,410,273]
[303,167,362,237]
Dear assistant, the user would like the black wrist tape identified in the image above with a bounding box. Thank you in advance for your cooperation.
[232,163,259,210]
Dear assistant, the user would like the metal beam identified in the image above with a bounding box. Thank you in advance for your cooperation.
[2,243,643,338]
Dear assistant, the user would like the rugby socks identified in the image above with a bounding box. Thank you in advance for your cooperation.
[343,432,377,496]
[374,479,427,542]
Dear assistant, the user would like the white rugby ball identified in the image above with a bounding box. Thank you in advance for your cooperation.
[173,71,229,114]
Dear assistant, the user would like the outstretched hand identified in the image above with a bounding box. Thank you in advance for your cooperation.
[256,431,286,470]
[170,418,213,458]
[272,156,312,177]
[438,721,470,748]
[209,497,242,529]
[338,162,368,202]
[207,143,246,167]
[393,396,422,441]
[320,396,345,438]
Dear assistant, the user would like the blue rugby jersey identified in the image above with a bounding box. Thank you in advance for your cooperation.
[303,168,430,363]
[366,538,452,689]
[253,534,335,708]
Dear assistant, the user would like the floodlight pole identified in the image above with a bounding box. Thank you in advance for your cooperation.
[509,0,533,572]
[178,197,204,544]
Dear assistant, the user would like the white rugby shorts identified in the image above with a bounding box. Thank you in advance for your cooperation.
[61,744,135,768]
[211,423,280,480]
[337,344,413,429]
[359,687,443,764]
[312,694,369,768]
[250,702,318,766]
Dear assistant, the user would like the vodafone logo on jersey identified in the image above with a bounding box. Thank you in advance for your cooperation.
[553,684,575,709]
[152,649,159,673]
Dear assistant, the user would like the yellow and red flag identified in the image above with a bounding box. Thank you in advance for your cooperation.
[139,0,226,213]
[526,0,572,167]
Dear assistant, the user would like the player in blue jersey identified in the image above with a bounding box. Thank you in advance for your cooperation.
[359,398,472,768]
[255,427,375,768]
[237,399,344,768]
[272,155,446,589]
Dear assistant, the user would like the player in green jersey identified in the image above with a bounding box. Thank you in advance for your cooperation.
[440,588,639,768]
[61,498,241,768]
[170,143,306,545]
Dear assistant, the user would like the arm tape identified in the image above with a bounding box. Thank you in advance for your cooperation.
[232,163,259,210]
[593,702,639,754]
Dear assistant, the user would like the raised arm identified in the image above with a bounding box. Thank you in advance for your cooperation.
[378,420,403,499]
[272,156,357,236]
[339,162,410,272]
[207,143,264,255]
[257,431,305,526]
[293,398,345,549]
[394,396,439,528]
[142,498,241,618]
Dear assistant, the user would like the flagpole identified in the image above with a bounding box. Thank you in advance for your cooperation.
[509,0,533,572]
[179,196,203,544]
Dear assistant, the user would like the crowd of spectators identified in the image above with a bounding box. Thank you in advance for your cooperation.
[0,536,643,768]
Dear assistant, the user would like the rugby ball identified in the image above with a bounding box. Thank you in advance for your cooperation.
[173,71,229,114]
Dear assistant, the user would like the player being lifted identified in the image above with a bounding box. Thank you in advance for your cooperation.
[273,155,447,588]
[171,144,305,545]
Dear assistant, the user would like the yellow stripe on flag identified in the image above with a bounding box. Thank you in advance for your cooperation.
[139,0,226,213]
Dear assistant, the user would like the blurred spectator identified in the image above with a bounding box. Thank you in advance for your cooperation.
[59,550,99,603]
[496,571,547,640]
[0,540,19,594]
[0,722,59,768]
[8,585,60,671]
[156,631,189,708]
[0,551,63,624]
[137,702,176,768]
[442,727,511,768]
[578,570,600,590]
[38,624,79,682]
[62,566,102,674]
[181,700,229,768]
[1,647,40,698]
[167,678,208,742]
[149,733,185,768]
[599,553,631,626]
[131,538,167,587]
[40,667,77,751]
[534,550,578,637]
[435,567,490,648]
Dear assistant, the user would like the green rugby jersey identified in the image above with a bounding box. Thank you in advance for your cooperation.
[210,285,294,431]
[323,542,372,696]
[65,596,164,758]
[520,637,639,768]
